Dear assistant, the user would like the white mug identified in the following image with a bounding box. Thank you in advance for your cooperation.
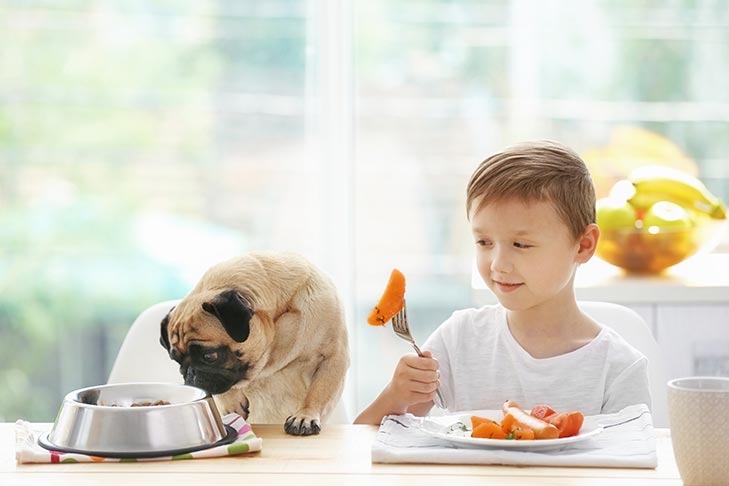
[667,376,729,486]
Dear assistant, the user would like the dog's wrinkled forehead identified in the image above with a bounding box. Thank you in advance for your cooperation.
[167,299,232,352]
[164,290,255,352]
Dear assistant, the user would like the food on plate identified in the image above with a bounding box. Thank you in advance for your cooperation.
[471,416,507,439]
[367,269,406,326]
[529,404,556,421]
[469,400,584,440]
[542,411,584,438]
[528,403,584,438]
[502,400,559,440]
[500,412,535,440]
[472,420,508,440]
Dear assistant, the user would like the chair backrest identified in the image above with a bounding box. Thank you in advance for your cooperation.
[108,299,182,385]
[579,301,669,427]
[108,300,351,424]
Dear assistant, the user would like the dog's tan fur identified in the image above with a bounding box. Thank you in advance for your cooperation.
[163,252,349,432]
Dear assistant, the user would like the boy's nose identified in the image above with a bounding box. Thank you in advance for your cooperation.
[489,247,513,274]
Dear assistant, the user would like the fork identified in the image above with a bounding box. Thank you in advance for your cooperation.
[391,300,447,409]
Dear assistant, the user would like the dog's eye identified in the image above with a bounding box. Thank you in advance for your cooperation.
[202,352,219,363]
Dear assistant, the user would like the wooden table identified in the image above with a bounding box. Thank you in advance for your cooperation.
[1,423,682,485]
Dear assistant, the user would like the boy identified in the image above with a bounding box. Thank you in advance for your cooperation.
[355,140,651,424]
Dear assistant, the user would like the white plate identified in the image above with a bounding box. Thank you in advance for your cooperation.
[417,410,604,451]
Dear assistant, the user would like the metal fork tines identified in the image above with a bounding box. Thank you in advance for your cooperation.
[391,300,447,409]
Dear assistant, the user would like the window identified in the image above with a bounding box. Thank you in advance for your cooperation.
[1,0,727,421]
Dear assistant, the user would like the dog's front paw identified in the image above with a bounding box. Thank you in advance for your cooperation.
[284,412,321,436]
[233,398,250,420]
[215,393,250,420]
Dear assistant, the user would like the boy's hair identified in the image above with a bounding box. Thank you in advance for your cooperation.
[466,140,595,240]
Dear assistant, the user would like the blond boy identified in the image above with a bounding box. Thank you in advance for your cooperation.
[356,141,651,424]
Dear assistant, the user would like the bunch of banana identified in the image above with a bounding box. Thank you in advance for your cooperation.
[627,165,727,220]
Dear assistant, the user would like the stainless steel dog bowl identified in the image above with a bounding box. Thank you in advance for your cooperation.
[39,382,236,458]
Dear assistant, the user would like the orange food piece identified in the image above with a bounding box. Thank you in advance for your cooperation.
[367,269,406,326]
[500,413,535,440]
[471,415,492,430]
[500,412,516,434]
[511,425,535,440]
[502,401,559,440]
[530,404,557,421]
[545,411,584,438]
[472,421,507,439]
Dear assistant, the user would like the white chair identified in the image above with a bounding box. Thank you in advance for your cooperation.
[579,301,669,427]
[108,300,351,424]
[108,300,183,385]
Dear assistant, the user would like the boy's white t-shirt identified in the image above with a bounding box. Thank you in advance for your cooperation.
[423,304,652,415]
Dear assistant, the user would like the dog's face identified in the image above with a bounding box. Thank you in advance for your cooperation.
[159,289,273,395]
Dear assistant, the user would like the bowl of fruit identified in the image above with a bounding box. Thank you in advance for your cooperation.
[596,166,727,274]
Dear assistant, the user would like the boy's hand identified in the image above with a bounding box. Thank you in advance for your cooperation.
[384,350,440,415]
[353,350,441,424]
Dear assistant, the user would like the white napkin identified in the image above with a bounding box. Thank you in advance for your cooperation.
[372,403,656,468]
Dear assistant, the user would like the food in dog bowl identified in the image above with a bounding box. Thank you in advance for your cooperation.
[130,400,171,407]
[107,400,171,407]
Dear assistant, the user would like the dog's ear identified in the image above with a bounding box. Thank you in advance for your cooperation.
[202,290,252,343]
[159,307,175,351]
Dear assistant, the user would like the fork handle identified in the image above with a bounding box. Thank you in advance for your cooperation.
[409,343,447,410]
[432,384,447,409]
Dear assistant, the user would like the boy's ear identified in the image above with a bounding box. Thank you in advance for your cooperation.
[575,223,600,264]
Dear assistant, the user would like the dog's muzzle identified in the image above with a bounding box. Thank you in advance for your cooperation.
[183,364,250,395]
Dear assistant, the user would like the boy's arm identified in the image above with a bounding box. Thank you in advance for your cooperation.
[354,392,434,424]
[353,352,439,424]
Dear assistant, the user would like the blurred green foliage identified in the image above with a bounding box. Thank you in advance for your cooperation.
[0,1,246,421]
[0,199,193,420]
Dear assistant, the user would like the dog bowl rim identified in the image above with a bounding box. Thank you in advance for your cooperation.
[62,382,211,410]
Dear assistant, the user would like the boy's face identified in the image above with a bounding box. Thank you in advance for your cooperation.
[469,197,594,311]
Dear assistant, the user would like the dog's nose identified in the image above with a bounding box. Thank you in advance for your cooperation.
[184,367,196,381]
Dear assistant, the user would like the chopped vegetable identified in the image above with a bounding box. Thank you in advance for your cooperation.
[367,269,406,326]
[472,421,507,439]
[530,404,557,420]
[467,401,584,440]
[544,411,584,438]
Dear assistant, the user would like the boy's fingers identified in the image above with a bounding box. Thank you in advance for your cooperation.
[401,353,439,371]
[405,367,439,385]
[410,390,438,404]
[408,380,439,394]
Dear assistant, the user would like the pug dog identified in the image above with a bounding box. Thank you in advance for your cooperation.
[159,252,349,436]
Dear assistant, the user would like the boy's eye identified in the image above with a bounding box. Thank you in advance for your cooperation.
[476,239,492,247]
[513,242,531,249]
